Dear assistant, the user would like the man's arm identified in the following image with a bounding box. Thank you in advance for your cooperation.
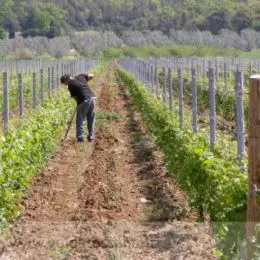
[86,73,94,81]
[68,84,80,100]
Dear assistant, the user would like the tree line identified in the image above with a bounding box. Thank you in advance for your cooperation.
[0,0,260,39]
[1,29,260,59]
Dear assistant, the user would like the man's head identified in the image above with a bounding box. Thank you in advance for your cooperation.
[60,74,70,85]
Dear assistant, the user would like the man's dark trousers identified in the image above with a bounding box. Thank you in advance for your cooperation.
[76,97,95,141]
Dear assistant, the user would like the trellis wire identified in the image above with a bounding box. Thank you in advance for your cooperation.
[1,59,98,133]
[118,57,249,166]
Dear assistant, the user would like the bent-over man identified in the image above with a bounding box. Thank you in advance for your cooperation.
[60,73,96,142]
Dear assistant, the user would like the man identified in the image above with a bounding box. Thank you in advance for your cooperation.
[60,73,96,142]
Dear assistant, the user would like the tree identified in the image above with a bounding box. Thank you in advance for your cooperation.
[232,10,252,32]
[22,4,67,38]
[0,0,18,38]
[1,0,260,38]
[198,11,231,34]
[47,37,71,58]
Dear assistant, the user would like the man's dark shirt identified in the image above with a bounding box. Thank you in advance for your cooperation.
[68,74,95,105]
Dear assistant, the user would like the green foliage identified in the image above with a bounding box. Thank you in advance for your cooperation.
[156,69,249,127]
[0,73,50,112]
[0,27,6,39]
[174,74,248,122]
[119,45,243,58]
[22,4,67,38]
[240,49,260,59]
[0,91,73,222]
[102,48,124,59]
[1,0,260,38]
[96,112,123,120]
[0,0,17,38]
[117,67,248,258]
[118,67,247,221]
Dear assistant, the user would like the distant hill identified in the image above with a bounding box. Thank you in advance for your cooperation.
[0,0,259,39]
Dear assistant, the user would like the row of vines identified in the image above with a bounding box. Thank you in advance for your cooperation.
[0,59,99,228]
[116,59,258,259]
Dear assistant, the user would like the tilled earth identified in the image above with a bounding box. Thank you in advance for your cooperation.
[0,66,216,260]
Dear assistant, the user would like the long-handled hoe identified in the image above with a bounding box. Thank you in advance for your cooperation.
[64,107,77,140]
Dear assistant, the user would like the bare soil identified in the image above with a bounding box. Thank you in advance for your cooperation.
[0,65,216,260]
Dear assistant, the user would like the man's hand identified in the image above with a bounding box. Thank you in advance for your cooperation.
[87,73,94,80]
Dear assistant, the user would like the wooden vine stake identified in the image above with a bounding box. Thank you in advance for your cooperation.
[247,74,260,256]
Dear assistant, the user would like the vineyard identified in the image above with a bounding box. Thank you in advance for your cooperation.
[0,57,258,259]
[0,59,99,222]
[118,57,260,258]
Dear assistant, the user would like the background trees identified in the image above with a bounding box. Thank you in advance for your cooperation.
[0,0,18,38]
[0,0,260,59]
[1,0,260,39]
[0,27,260,59]
[21,4,67,38]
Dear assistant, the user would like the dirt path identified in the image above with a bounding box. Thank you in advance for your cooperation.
[0,65,216,260]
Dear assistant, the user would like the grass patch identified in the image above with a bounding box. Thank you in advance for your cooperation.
[103,45,245,58]
[96,112,123,120]
[48,241,72,259]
